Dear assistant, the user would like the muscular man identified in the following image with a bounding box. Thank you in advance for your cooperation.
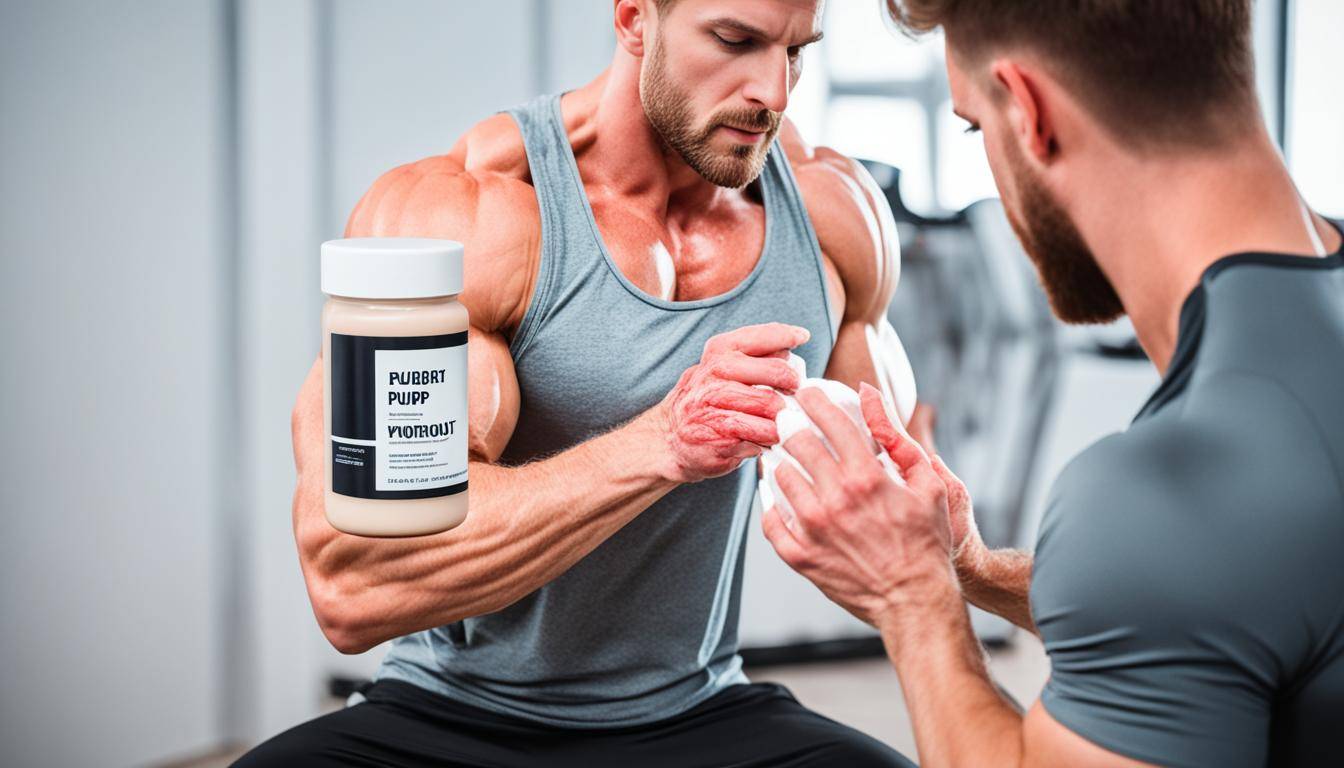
[239,1,918,766]
[763,1,1344,766]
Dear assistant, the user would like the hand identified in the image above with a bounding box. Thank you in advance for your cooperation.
[861,387,986,580]
[655,323,808,484]
[760,385,956,626]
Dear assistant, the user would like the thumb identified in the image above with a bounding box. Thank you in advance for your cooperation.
[930,454,969,510]
[860,382,939,490]
[859,382,903,451]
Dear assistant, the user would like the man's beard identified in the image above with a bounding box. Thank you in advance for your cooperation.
[640,35,780,189]
[1001,139,1125,325]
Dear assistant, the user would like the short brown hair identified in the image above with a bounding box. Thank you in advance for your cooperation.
[885,1,1259,147]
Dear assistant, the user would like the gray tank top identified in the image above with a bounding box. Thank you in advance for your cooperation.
[376,93,835,727]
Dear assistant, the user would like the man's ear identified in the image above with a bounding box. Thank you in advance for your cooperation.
[614,0,649,58]
[990,59,1055,164]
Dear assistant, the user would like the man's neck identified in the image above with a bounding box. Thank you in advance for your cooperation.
[563,54,740,221]
[1075,132,1340,376]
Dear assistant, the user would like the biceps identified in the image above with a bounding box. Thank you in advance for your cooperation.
[1023,701,1156,768]
[468,325,520,463]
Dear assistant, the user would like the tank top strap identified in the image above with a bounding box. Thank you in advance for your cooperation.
[503,94,604,358]
[756,142,837,350]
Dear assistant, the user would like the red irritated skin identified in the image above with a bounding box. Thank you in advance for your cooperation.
[657,323,807,483]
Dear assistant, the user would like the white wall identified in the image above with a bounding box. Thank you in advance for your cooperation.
[237,0,616,736]
[0,1,616,762]
[231,0,328,745]
[324,0,615,238]
[0,1,231,765]
[1287,0,1344,217]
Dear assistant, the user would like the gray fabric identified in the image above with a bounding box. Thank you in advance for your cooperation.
[376,94,836,727]
[1032,228,1344,767]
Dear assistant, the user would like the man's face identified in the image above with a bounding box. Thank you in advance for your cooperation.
[640,0,824,188]
[946,47,1125,325]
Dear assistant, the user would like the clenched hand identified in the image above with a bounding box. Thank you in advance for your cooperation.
[655,323,809,484]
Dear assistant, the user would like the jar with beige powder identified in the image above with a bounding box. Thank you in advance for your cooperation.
[321,238,469,536]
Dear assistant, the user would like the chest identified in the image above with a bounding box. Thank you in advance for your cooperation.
[587,194,767,303]
[503,257,836,463]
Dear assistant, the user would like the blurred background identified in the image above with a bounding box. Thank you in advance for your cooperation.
[2,1,1341,765]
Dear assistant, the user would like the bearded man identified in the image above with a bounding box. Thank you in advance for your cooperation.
[239,1,919,766]
[762,1,1344,766]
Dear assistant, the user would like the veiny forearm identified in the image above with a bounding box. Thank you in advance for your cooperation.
[957,543,1037,635]
[880,572,1027,768]
[296,408,677,652]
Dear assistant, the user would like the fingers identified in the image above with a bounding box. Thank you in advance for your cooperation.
[857,384,940,492]
[292,358,324,476]
[703,323,810,359]
[928,453,975,551]
[795,387,877,467]
[889,432,941,493]
[782,429,842,499]
[710,409,779,447]
[724,440,765,460]
[930,454,969,509]
[761,503,809,565]
[859,382,903,450]
[928,453,955,487]
[856,382,935,455]
[703,381,787,420]
[774,462,821,530]
[710,353,801,391]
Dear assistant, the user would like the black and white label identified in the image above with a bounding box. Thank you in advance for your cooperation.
[330,332,468,500]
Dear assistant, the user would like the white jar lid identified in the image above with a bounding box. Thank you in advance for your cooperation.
[321,238,464,299]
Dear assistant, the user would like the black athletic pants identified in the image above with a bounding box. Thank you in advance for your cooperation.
[234,679,917,767]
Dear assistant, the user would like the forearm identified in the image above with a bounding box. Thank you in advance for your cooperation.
[298,407,678,651]
[956,541,1037,634]
[879,571,1026,768]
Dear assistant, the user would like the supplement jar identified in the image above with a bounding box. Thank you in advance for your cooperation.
[321,238,469,536]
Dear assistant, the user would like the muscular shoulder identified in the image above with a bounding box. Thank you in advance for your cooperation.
[345,112,540,332]
[1034,375,1343,623]
[777,120,900,322]
[1028,383,1344,766]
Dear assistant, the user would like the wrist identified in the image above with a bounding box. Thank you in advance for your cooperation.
[631,402,683,485]
[873,563,965,663]
[876,559,962,632]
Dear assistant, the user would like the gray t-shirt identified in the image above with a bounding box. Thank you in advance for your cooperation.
[1031,234,1344,767]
